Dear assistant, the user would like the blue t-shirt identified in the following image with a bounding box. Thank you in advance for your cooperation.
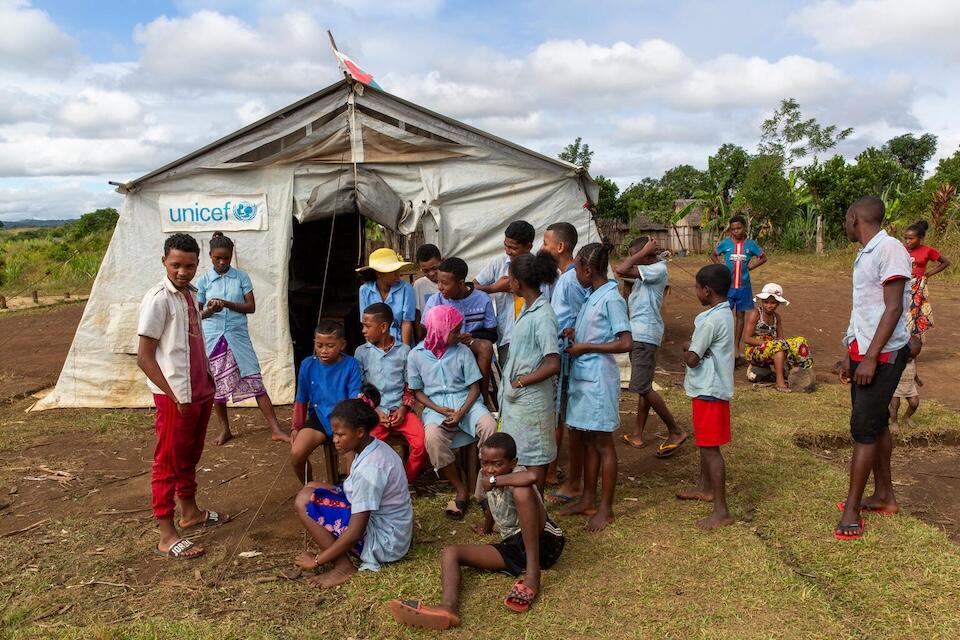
[628,261,668,346]
[714,238,763,290]
[295,355,362,435]
[422,286,497,335]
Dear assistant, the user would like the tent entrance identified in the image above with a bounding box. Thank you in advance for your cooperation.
[288,213,364,367]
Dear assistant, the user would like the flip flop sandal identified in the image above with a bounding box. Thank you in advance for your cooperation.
[545,491,577,506]
[444,499,467,520]
[183,510,231,530]
[622,434,646,449]
[156,538,205,560]
[837,501,896,516]
[389,599,461,630]
[655,436,688,459]
[504,580,536,613]
[833,518,865,540]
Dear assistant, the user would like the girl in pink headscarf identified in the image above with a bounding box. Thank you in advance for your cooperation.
[408,305,497,519]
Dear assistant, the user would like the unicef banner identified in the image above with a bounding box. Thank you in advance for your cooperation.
[158,194,269,233]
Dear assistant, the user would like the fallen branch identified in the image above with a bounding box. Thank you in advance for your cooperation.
[100,470,149,486]
[94,507,151,516]
[0,518,49,538]
[66,579,133,590]
[216,471,248,486]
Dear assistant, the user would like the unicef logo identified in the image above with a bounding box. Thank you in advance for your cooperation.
[234,201,258,221]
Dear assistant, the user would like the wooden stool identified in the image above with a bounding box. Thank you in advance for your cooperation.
[318,441,342,485]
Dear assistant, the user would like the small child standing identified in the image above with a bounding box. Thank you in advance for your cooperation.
[677,264,735,529]
[355,302,428,483]
[407,305,497,519]
[558,241,632,532]
[293,391,413,589]
[357,248,417,347]
[499,251,561,491]
[389,433,565,629]
[475,220,536,365]
[424,257,498,410]
[137,233,230,559]
[543,222,589,501]
[712,214,766,358]
[291,320,362,483]
[615,236,687,455]
[890,357,920,433]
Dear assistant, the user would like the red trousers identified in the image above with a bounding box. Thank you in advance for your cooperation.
[370,410,427,483]
[152,394,212,519]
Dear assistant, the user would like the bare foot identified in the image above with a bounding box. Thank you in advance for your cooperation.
[307,565,357,588]
[215,430,234,446]
[676,488,714,502]
[861,495,899,515]
[890,421,900,435]
[664,431,688,447]
[775,385,791,393]
[470,522,492,536]
[622,433,646,449]
[696,513,735,529]
[904,417,917,429]
[294,551,319,570]
[558,499,597,517]
[271,429,291,443]
[585,508,614,532]
[157,538,204,558]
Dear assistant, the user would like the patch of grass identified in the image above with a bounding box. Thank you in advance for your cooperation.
[2,385,960,639]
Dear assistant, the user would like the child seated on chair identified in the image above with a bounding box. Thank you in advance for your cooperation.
[290,320,362,483]
[293,388,413,589]
[407,305,496,520]
[389,432,565,630]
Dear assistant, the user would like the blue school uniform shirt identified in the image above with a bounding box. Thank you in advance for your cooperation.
[565,280,631,432]
[475,254,514,347]
[684,302,735,401]
[358,280,416,342]
[354,340,410,412]
[195,266,260,377]
[422,286,497,335]
[714,238,763,290]
[550,264,589,333]
[628,260,668,346]
[295,355,362,436]
[406,342,490,450]
[343,437,413,571]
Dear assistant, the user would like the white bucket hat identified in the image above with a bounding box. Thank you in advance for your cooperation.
[755,282,789,305]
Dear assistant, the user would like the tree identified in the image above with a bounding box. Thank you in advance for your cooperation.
[660,164,708,198]
[759,98,854,164]
[558,137,594,170]
[593,175,626,220]
[707,143,750,204]
[733,154,796,235]
[883,133,937,184]
[619,178,676,224]
[903,146,960,229]
[799,155,857,244]
[848,148,914,202]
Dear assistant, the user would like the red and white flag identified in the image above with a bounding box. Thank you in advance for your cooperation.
[333,48,381,89]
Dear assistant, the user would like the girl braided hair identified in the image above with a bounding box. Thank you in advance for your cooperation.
[576,239,615,274]
[210,231,234,250]
[330,383,381,431]
[509,249,559,289]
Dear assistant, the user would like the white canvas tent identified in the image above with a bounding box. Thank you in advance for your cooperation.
[36,79,599,410]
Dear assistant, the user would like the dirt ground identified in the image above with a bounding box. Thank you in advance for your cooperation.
[1,255,958,552]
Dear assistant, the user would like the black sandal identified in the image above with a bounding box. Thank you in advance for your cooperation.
[444,499,468,520]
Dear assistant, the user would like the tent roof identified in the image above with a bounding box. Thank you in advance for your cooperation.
[119,79,588,191]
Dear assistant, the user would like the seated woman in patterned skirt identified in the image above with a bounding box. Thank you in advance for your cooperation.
[741,283,811,392]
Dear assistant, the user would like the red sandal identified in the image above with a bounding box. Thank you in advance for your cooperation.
[504,580,536,613]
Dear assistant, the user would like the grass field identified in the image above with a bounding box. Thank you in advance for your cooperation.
[2,381,959,640]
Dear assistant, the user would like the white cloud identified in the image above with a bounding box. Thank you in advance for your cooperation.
[792,0,960,58]
[56,89,145,138]
[0,0,80,73]
[0,179,121,221]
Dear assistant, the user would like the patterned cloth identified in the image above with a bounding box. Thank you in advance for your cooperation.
[744,336,812,370]
[208,336,267,404]
[907,276,933,336]
[305,486,364,556]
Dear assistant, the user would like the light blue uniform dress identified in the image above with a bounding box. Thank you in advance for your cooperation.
[406,342,492,449]
[565,280,631,432]
[195,266,260,376]
[498,295,560,466]
[343,438,414,571]
[359,280,416,342]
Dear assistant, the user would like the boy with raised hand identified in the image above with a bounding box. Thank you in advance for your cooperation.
[355,302,428,483]
[836,196,912,539]
[542,222,588,495]
[712,214,766,360]
[137,233,230,560]
[290,320,362,483]
[677,263,735,529]
[615,236,687,456]
[389,432,565,630]
[474,220,536,366]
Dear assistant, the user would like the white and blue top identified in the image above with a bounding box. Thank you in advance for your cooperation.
[195,266,260,376]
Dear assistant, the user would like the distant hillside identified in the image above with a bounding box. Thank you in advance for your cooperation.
[2,219,75,229]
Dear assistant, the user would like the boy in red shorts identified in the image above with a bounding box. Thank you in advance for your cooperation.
[677,264,735,529]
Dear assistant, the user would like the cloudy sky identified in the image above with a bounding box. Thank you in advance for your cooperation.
[2,0,959,221]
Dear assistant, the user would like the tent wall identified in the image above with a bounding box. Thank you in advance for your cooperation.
[35,167,295,409]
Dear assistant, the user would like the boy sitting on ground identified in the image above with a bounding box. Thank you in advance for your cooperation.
[389,432,565,630]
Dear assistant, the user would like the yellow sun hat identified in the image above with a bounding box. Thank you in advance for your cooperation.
[356,247,413,274]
